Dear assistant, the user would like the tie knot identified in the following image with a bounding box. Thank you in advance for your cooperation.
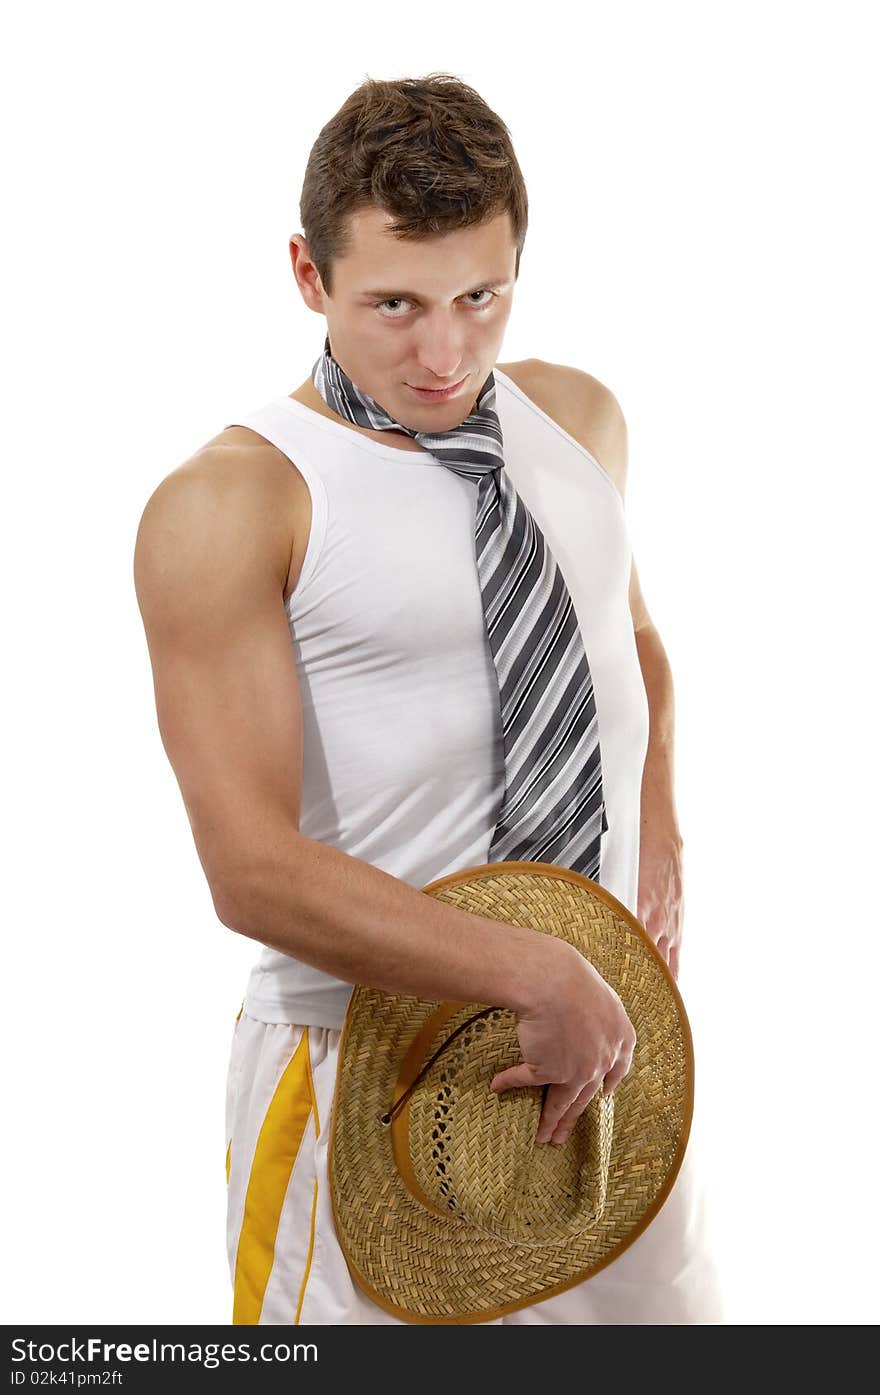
[312,337,505,481]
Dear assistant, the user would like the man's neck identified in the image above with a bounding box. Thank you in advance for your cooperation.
[289,376,432,453]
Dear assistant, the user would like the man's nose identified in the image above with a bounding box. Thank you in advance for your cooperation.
[410,317,466,381]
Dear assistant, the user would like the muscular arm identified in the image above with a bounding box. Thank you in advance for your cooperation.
[132,448,567,1011]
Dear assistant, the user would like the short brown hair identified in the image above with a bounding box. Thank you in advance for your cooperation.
[299,72,529,297]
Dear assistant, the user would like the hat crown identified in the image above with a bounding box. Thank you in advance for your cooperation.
[406,1006,614,1247]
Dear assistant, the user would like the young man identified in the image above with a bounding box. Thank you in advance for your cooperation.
[134,74,722,1324]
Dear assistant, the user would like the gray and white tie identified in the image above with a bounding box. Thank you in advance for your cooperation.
[311,334,609,880]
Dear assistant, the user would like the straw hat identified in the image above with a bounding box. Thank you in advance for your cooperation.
[327,860,694,1324]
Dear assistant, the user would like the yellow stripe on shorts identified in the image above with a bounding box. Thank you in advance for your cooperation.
[232,1030,314,1324]
[294,1034,322,1325]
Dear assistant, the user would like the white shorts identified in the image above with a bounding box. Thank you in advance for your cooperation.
[225,1006,725,1324]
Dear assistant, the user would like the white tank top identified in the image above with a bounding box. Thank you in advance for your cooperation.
[223,368,649,1027]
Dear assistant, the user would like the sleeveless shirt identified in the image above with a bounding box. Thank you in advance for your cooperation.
[223,368,650,1028]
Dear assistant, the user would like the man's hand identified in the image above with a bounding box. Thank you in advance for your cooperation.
[490,938,636,1146]
[636,829,684,980]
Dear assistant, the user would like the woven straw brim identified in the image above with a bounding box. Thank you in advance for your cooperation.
[328,862,694,1324]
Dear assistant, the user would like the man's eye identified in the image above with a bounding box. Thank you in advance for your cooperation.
[374,289,497,316]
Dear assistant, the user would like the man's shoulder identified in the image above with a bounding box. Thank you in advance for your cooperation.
[498,358,627,497]
[148,425,309,537]
[142,425,310,604]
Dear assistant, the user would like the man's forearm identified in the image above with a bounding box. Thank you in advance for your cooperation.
[634,622,682,844]
[215,828,572,1014]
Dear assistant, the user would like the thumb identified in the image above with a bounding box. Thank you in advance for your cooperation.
[490,1063,542,1092]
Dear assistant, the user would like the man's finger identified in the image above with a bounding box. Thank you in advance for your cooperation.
[602,1051,634,1097]
[537,1080,599,1143]
[547,1080,602,1143]
[490,1064,543,1092]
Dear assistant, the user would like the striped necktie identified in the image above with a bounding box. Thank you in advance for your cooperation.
[311,334,609,881]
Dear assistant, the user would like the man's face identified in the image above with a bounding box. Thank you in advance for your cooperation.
[290,204,517,426]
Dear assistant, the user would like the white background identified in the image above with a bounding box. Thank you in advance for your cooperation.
[3,0,877,1325]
